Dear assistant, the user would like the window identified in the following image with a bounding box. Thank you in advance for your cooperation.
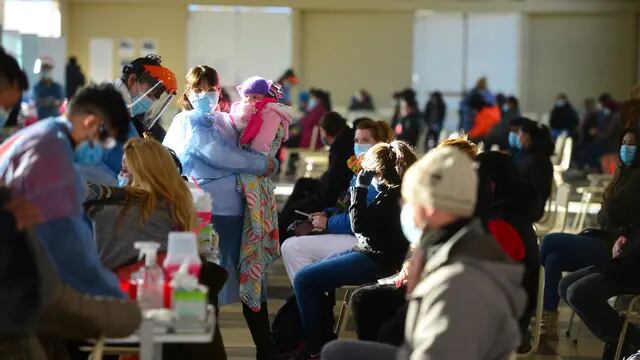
[4,0,61,38]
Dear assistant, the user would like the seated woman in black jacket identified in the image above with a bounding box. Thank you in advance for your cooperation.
[541,128,640,343]
[512,118,554,222]
[291,141,417,359]
[558,129,640,360]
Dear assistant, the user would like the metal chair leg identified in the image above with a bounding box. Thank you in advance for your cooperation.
[614,319,630,360]
[566,310,575,337]
[518,268,545,358]
[334,288,354,336]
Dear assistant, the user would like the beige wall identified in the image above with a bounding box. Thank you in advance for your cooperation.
[63,1,640,114]
[300,10,413,108]
[66,3,187,93]
[527,13,638,114]
[64,3,414,108]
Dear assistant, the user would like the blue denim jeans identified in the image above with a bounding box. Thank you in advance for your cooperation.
[540,232,609,311]
[293,250,379,354]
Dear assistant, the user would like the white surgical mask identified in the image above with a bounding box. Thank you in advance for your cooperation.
[400,204,424,248]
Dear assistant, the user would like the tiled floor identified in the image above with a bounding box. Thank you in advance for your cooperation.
[218,259,605,360]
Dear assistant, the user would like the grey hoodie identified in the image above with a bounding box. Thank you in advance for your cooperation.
[399,219,526,360]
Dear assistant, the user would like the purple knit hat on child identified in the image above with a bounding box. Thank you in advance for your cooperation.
[238,76,270,96]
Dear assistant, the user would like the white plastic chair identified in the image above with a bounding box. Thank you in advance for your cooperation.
[551,132,567,166]
[281,126,328,177]
[559,136,573,173]
[536,183,571,239]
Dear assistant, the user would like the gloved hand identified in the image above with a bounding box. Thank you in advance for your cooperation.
[356,170,377,188]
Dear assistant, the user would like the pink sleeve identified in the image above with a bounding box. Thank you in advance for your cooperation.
[250,109,281,153]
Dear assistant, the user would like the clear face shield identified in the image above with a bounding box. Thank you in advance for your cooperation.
[129,71,176,130]
[129,79,174,130]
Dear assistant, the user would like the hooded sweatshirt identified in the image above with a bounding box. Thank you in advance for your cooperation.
[400,219,525,360]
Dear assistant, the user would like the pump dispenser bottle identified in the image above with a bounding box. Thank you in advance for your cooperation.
[134,241,165,310]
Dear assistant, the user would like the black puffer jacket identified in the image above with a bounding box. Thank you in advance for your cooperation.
[597,166,640,249]
[350,184,409,275]
[392,112,420,147]
[317,127,355,208]
[592,129,640,280]
[514,151,553,222]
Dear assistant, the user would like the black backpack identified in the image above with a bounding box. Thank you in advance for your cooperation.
[271,294,303,358]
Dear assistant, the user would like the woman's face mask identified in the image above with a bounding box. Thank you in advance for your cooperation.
[354,143,373,157]
[307,97,319,111]
[508,131,521,149]
[130,94,153,116]
[117,173,130,187]
[401,203,425,248]
[188,91,219,114]
[620,144,637,166]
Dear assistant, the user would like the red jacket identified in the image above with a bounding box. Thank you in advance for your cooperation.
[299,106,328,149]
[488,219,525,261]
[469,106,501,140]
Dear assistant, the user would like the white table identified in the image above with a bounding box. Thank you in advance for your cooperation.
[105,306,215,360]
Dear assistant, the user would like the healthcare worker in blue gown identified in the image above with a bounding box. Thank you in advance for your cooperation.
[163,65,274,360]
[0,83,131,298]
[76,54,177,186]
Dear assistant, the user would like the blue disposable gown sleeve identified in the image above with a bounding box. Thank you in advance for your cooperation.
[35,216,125,298]
[190,135,268,176]
[165,111,268,176]
[327,183,378,234]
[75,163,118,186]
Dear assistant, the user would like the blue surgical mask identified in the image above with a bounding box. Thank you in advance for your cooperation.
[620,145,637,166]
[400,204,424,248]
[0,106,10,128]
[129,95,153,116]
[307,98,318,111]
[117,174,130,187]
[74,141,105,165]
[189,91,219,113]
[354,143,372,157]
[508,132,521,149]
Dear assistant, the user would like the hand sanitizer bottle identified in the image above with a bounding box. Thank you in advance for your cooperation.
[134,241,165,310]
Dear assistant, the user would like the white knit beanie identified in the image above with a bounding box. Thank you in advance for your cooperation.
[402,147,478,217]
